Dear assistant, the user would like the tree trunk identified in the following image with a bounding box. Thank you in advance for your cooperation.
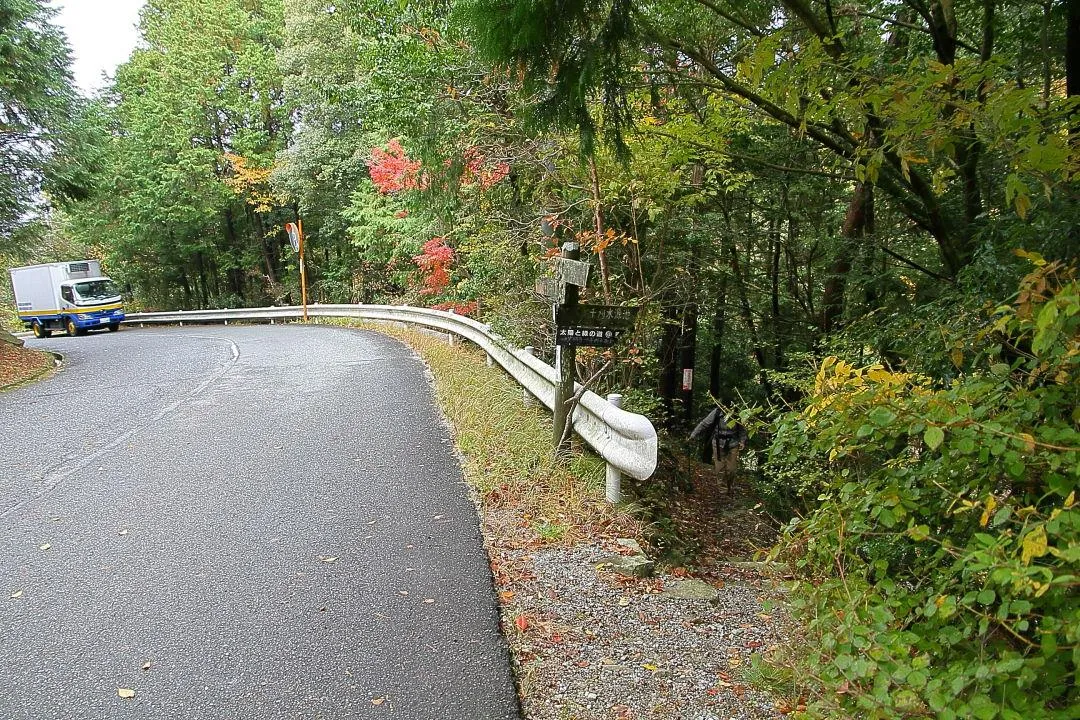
[821,182,873,335]
[657,305,682,425]
[709,276,727,401]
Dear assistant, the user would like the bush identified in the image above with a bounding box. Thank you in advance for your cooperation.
[768,258,1079,719]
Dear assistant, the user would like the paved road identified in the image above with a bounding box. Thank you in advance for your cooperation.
[1,325,520,719]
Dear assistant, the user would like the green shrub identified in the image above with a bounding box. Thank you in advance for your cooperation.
[768,258,1079,719]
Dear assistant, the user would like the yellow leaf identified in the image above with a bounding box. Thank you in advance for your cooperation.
[1021,526,1048,565]
[371,697,385,706]
[1018,432,1036,453]
[39,543,51,551]
[117,688,135,699]
[980,496,997,527]
[642,663,658,672]
[11,590,23,599]
[1066,491,1076,508]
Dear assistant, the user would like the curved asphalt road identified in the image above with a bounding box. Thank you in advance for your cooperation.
[0,325,520,720]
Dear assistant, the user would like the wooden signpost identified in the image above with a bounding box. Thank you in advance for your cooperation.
[548,243,638,455]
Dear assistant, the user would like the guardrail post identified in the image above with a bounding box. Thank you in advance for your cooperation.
[447,308,456,346]
[605,393,624,503]
[486,354,493,367]
[522,347,536,407]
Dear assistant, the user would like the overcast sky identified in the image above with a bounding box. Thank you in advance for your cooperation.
[52,0,145,94]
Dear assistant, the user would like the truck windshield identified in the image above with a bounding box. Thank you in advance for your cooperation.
[73,280,121,302]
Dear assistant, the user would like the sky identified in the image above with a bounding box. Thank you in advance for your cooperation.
[52,0,145,95]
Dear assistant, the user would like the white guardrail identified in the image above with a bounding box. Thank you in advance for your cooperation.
[127,305,657,484]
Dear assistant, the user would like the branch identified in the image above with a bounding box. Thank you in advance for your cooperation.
[687,0,765,37]
[879,243,954,283]
[558,359,614,449]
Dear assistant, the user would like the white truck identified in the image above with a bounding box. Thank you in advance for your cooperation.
[9,260,125,338]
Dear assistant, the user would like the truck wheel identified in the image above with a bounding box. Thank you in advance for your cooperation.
[107,323,120,332]
[32,322,50,339]
[65,319,84,337]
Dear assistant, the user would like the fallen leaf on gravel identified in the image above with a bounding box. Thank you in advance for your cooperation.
[371,697,384,706]
[10,590,23,599]
[117,688,135,699]
[141,661,152,671]
[514,614,528,632]
[618,596,631,607]
[642,663,658,672]
[728,656,742,668]
[39,544,51,551]
[498,590,515,602]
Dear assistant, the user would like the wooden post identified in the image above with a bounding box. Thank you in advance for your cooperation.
[553,242,579,455]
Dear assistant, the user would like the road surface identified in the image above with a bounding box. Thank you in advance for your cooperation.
[0,324,520,719]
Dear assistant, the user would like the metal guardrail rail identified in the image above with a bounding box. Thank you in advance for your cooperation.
[128,305,657,482]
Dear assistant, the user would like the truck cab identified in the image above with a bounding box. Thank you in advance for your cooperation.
[57,277,126,336]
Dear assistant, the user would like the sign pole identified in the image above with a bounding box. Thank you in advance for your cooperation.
[553,242,579,455]
[298,217,308,322]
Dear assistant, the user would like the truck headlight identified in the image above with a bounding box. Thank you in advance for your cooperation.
[77,313,92,320]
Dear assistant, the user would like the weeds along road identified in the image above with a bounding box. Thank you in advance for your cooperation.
[0,324,520,720]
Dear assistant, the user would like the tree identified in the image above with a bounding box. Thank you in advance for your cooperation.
[0,0,77,250]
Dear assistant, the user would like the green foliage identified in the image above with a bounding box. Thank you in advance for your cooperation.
[766,259,1079,718]
[0,0,77,248]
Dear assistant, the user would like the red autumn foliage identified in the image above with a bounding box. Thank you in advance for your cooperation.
[431,300,478,317]
[369,139,423,194]
[369,139,508,194]
[412,236,454,295]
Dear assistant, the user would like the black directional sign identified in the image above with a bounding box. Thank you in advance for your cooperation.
[556,304,638,328]
[556,326,624,347]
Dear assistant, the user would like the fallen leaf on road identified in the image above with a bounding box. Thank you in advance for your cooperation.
[39,544,51,551]
[117,688,135,699]
[318,556,337,563]
[371,697,384,706]
[117,530,129,536]
[398,590,408,596]
[11,590,23,599]
[433,515,444,520]
[423,598,435,604]
[141,661,152,671]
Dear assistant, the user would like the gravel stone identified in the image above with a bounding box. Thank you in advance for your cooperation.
[507,545,788,720]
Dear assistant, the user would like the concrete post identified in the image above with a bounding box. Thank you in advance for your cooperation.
[605,393,624,503]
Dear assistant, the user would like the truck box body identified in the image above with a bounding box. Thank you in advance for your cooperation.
[9,261,125,337]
